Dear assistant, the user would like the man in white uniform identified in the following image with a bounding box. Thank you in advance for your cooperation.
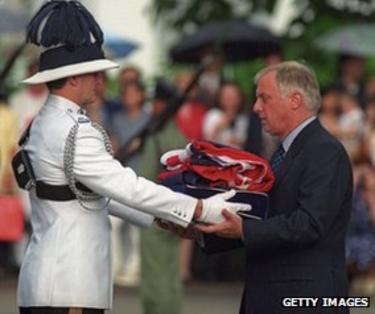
[14,2,250,314]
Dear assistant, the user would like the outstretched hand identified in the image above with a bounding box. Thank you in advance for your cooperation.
[195,209,243,239]
[198,189,251,224]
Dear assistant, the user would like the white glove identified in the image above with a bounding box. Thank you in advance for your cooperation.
[198,189,252,224]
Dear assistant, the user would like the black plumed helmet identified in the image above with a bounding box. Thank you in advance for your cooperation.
[26,0,103,50]
[23,0,118,85]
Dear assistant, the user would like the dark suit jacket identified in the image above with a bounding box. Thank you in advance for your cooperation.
[203,119,353,314]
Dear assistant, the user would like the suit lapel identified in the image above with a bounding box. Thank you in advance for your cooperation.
[274,119,321,188]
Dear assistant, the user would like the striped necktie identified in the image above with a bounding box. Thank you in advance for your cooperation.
[270,145,285,175]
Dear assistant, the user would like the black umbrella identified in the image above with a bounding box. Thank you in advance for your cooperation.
[170,20,280,63]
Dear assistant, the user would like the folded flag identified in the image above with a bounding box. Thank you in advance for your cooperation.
[160,140,275,192]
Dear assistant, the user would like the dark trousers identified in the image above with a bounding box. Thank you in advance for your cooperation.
[19,307,104,314]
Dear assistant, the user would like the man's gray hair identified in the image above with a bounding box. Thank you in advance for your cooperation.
[254,61,321,113]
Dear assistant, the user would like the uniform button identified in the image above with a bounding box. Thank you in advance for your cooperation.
[67,109,73,113]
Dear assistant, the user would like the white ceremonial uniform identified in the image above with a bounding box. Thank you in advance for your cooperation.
[17,95,197,309]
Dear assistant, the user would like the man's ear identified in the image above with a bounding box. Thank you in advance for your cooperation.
[289,91,303,110]
[67,76,80,87]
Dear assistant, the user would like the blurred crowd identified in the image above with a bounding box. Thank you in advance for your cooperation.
[320,54,375,295]
[0,52,375,312]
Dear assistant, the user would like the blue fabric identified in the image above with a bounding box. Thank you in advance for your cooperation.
[189,145,220,166]
[160,171,211,187]
[160,178,269,220]
[346,189,375,270]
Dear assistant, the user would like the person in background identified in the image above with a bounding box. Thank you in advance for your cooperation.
[110,80,150,286]
[9,59,48,270]
[111,80,149,157]
[363,96,375,167]
[119,65,142,88]
[318,86,341,137]
[0,93,18,275]
[203,81,248,148]
[197,50,224,107]
[173,71,208,281]
[332,54,366,108]
[346,163,375,295]
[140,81,188,314]
[10,59,47,134]
[174,71,208,142]
[199,81,250,282]
[363,75,375,101]
[337,91,365,161]
[101,65,143,123]
[0,94,17,195]
[85,72,114,129]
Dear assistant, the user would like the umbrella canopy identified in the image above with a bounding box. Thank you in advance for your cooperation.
[104,33,139,59]
[0,8,27,34]
[170,20,280,63]
[314,23,375,57]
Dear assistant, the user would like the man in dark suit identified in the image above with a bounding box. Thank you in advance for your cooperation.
[197,61,353,314]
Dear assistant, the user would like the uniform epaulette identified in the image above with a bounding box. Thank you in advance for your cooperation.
[77,116,90,123]
[65,109,91,124]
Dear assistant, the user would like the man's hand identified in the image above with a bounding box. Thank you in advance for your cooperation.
[196,189,251,224]
[195,209,243,239]
[155,218,198,240]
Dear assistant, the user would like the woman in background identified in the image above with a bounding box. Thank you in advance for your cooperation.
[203,81,248,148]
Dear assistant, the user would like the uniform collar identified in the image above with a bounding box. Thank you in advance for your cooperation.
[46,94,86,115]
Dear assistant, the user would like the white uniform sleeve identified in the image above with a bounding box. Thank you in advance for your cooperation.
[107,200,154,228]
[73,124,197,227]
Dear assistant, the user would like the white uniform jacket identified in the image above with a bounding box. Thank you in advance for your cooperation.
[17,95,197,309]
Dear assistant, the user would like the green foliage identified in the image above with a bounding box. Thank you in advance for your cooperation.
[149,0,250,32]
[150,0,375,96]
[286,0,375,87]
[252,0,277,12]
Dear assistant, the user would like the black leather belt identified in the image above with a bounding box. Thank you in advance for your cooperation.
[36,181,92,201]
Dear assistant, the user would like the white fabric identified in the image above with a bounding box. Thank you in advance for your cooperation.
[203,109,248,148]
[17,94,198,309]
[160,148,191,169]
[338,107,365,156]
[22,59,119,84]
[107,200,153,228]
